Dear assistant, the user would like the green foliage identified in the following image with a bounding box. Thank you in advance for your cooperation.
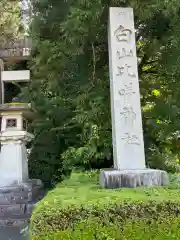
[31,217,180,240]
[0,1,26,102]
[30,172,180,239]
[27,0,180,184]
[0,0,22,43]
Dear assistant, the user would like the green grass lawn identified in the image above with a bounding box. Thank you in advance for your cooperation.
[34,171,180,213]
[31,171,180,239]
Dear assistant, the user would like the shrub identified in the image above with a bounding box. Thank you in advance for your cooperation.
[30,172,180,239]
[32,217,180,240]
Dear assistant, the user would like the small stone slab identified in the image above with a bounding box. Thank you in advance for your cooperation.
[0,192,30,205]
[0,180,43,205]
[99,169,169,189]
[0,204,26,217]
[0,180,43,227]
[0,218,30,227]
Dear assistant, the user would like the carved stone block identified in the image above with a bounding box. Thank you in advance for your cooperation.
[99,169,169,188]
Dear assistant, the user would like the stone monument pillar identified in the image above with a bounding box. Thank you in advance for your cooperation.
[99,7,169,188]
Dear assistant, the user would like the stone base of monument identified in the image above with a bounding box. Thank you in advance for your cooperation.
[0,179,43,227]
[99,169,169,189]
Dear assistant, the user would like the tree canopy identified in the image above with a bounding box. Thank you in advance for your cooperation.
[0,0,22,43]
[25,0,180,186]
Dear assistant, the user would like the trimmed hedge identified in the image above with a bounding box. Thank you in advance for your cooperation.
[32,217,180,240]
[30,172,180,239]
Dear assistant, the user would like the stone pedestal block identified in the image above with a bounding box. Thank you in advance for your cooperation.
[99,169,169,189]
[0,179,43,227]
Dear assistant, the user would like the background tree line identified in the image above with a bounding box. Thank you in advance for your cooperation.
[2,0,180,187]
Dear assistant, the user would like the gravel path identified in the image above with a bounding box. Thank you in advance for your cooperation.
[0,225,29,240]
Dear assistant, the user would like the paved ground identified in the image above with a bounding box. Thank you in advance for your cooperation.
[0,226,29,240]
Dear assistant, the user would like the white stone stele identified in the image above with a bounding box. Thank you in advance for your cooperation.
[99,169,169,189]
[100,7,169,189]
[108,7,145,170]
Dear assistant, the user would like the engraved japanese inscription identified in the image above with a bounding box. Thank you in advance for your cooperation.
[117,11,133,20]
[116,64,136,77]
[108,7,145,170]
[118,82,136,103]
[120,106,136,127]
[114,25,132,43]
[117,48,133,59]
[121,133,140,145]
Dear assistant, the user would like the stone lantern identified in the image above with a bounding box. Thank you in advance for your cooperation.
[0,103,42,227]
[0,38,42,226]
[0,103,34,187]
